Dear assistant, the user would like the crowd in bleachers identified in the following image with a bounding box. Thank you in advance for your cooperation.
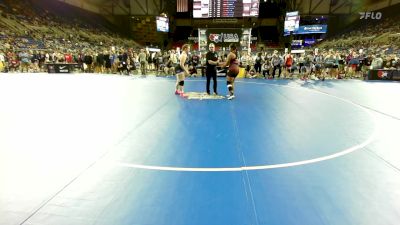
[1,0,399,80]
[319,15,400,51]
[0,0,141,73]
[202,13,400,80]
[231,48,399,80]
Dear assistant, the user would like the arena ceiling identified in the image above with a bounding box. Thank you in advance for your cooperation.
[60,0,400,16]
[60,0,168,16]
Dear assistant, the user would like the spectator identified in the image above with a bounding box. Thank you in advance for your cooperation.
[271,51,282,79]
[0,50,6,72]
[254,52,263,76]
[138,48,147,75]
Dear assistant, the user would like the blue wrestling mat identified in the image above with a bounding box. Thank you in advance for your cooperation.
[0,74,399,225]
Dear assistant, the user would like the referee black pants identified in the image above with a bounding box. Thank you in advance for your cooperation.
[206,68,217,94]
[273,65,281,78]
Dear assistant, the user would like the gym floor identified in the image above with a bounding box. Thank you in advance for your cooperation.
[0,73,399,225]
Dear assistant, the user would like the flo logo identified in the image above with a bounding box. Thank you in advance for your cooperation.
[359,12,382,19]
[209,34,222,43]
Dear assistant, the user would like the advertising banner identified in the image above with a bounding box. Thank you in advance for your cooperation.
[283,11,300,36]
[368,69,400,81]
[206,28,243,48]
[291,40,303,46]
[296,25,328,34]
[46,64,79,73]
[156,16,169,32]
[304,38,316,46]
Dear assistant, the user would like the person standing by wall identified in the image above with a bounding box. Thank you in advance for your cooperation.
[271,51,282,79]
[138,48,147,75]
[254,52,263,77]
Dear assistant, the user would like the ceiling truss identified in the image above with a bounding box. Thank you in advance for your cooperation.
[97,0,164,16]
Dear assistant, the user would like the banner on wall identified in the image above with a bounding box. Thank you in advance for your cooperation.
[304,38,316,46]
[206,28,243,48]
[368,69,400,81]
[291,40,303,46]
[283,11,300,36]
[296,25,328,34]
[285,25,328,36]
[46,64,79,73]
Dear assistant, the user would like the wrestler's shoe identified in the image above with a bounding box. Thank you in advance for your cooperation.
[180,92,188,98]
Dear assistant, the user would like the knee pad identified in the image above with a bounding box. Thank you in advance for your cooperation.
[179,80,184,86]
[227,81,233,91]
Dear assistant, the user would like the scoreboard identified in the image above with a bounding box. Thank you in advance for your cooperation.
[193,0,259,18]
[209,0,242,17]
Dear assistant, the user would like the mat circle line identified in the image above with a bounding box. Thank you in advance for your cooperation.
[111,79,377,172]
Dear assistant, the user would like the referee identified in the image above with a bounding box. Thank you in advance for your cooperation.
[206,43,219,95]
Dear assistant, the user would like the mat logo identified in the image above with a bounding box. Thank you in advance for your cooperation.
[359,12,382,20]
[209,34,222,43]
[185,92,225,100]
